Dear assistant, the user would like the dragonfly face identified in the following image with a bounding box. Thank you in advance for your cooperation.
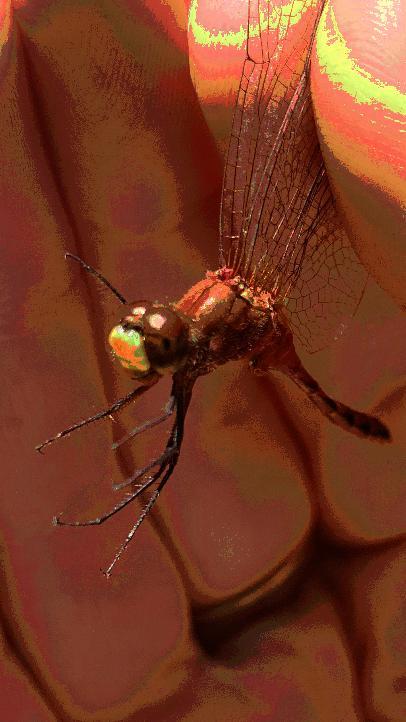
[109,302,190,378]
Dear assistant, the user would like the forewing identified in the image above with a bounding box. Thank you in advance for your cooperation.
[219,0,367,353]
[220,0,324,270]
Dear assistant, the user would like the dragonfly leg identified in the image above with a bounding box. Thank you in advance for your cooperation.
[53,466,167,527]
[36,379,158,453]
[103,457,178,578]
[53,435,178,526]
[54,373,194,575]
[53,372,193,577]
[112,445,178,491]
[102,490,161,578]
[251,339,391,443]
[103,394,187,576]
[111,396,176,450]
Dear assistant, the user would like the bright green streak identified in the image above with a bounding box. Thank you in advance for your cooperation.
[187,0,313,49]
[316,3,406,117]
[188,0,245,49]
[114,326,143,349]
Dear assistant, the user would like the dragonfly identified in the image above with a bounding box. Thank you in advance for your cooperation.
[36,0,391,576]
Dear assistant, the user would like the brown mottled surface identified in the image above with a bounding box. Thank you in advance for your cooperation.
[0,1,404,720]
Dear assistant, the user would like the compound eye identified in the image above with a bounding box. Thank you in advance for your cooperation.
[124,301,149,325]
[143,308,184,337]
[143,307,189,372]
[108,324,151,375]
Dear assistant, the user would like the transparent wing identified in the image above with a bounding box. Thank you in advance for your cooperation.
[283,177,368,353]
[219,0,367,353]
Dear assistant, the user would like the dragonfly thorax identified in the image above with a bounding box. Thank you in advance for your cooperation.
[108,302,189,378]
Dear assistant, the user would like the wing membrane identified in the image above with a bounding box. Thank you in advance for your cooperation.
[219,0,367,352]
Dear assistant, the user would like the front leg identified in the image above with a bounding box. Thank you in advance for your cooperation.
[250,328,391,443]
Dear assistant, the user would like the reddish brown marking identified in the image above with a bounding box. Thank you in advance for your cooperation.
[176,279,235,326]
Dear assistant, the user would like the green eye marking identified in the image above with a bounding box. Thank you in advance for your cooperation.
[108,325,151,374]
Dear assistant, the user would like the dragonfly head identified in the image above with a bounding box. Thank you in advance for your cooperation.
[108,302,189,379]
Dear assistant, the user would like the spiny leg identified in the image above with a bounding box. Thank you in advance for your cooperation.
[112,445,177,491]
[53,462,168,527]
[55,397,181,572]
[54,372,195,576]
[111,374,192,492]
[54,379,185,524]
[36,381,157,453]
[103,378,192,576]
[112,396,176,451]
[112,393,180,491]
[103,458,179,578]
[65,253,127,304]
[103,490,161,578]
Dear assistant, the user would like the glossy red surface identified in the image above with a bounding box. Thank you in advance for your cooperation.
[176,277,234,324]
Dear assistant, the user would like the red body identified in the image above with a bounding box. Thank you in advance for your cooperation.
[173,270,390,443]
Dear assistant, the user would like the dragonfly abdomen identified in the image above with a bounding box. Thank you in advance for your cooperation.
[251,323,391,443]
[287,364,391,443]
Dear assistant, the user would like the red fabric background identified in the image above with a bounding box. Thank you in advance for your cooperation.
[0,0,404,719]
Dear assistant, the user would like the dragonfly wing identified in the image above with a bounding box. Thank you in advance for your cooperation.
[219,0,367,353]
[284,183,368,354]
[220,0,325,270]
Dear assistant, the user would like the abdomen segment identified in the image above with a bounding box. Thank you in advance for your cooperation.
[287,363,391,442]
[251,334,391,443]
